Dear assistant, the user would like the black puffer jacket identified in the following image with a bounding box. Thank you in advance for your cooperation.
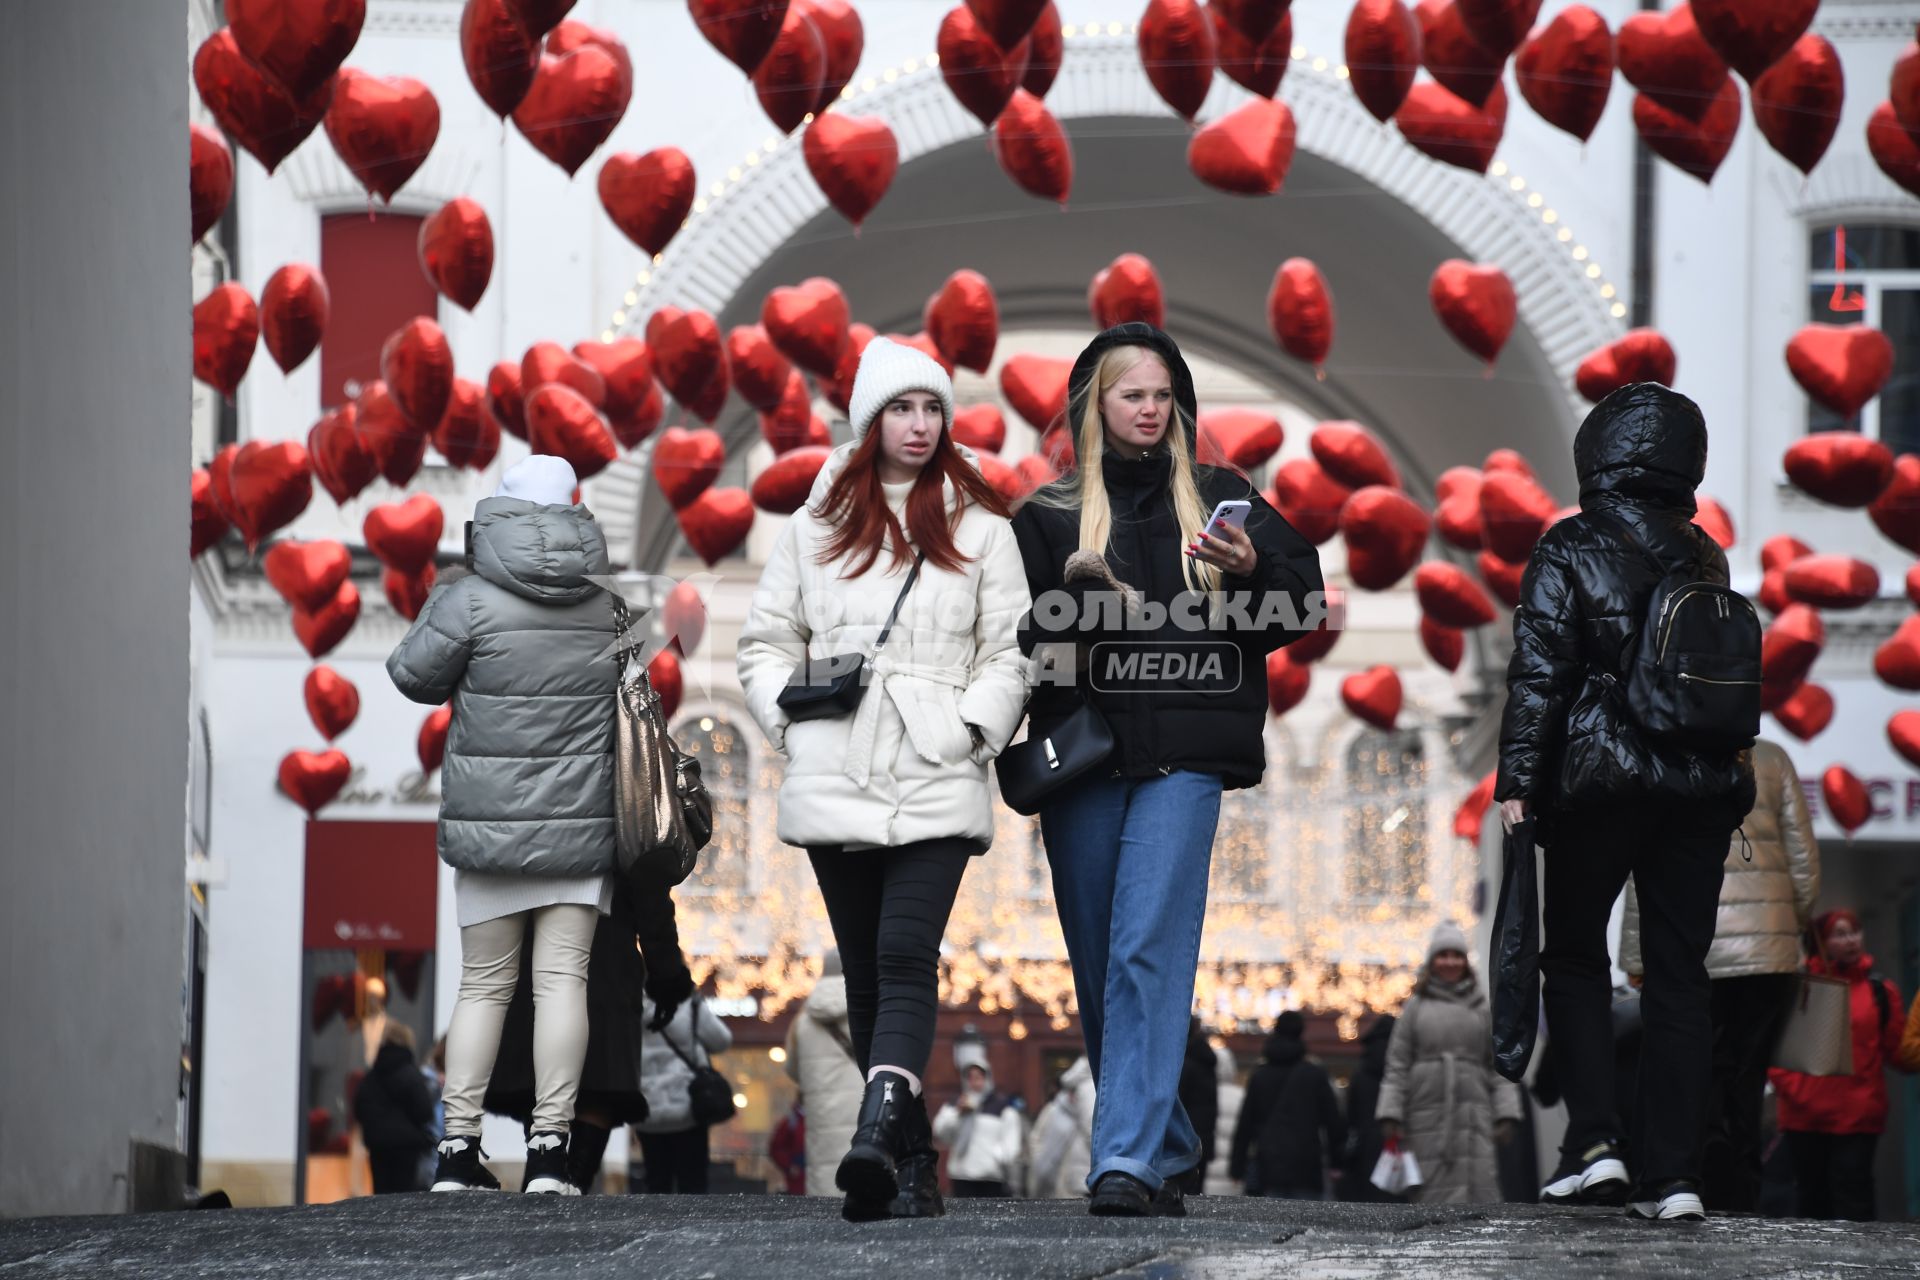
[1495,383,1755,836]
[1229,1019,1345,1194]
[353,1042,435,1154]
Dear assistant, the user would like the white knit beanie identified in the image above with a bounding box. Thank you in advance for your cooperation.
[493,454,578,506]
[846,337,956,443]
[1427,919,1470,962]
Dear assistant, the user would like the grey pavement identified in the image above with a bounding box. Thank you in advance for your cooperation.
[2,1194,1917,1279]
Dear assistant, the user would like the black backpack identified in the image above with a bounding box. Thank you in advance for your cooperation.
[1597,511,1762,754]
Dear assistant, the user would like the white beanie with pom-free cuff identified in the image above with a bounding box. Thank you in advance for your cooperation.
[1427,919,1470,962]
[846,337,956,443]
[493,454,578,507]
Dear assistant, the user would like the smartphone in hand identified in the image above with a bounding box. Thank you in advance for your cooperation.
[1204,499,1252,535]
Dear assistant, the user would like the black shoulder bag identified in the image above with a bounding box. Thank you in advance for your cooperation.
[995,653,1114,816]
[662,997,738,1127]
[776,551,926,723]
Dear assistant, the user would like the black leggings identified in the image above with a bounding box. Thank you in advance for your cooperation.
[808,839,973,1079]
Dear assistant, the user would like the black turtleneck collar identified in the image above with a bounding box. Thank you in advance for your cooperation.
[1100,446,1173,497]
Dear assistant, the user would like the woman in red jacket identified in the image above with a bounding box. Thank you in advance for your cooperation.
[1767,909,1910,1221]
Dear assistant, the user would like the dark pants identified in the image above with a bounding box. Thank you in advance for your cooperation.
[1541,816,1727,1189]
[1786,1131,1879,1221]
[950,1178,1007,1197]
[367,1146,423,1194]
[1700,973,1797,1211]
[808,840,973,1078]
[638,1126,711,1194]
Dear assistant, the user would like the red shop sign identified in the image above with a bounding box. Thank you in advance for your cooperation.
[302,820,439,951]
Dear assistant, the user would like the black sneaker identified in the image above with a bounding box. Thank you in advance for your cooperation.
[430,1135,501,1192]
[1540,1141,1630,1206]
[1629,1180,1706,1221]
[1150,1178,1187,1218]
[1089,1171,1153,1217]
[523,1130,579,1196]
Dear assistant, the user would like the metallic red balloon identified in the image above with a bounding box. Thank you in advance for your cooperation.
[764,281,853,382]
[356,380,429,487]
[759,370,816,452]
[526,384,620,478]
[1189,98,1295,195]
[292,581,362,660]
[803,112,899,225]
[965,0,1050,50]
[1869,99,1920,198]
[1616,2,1728,121]
[228,0,367,99]
[547,19,634,89]
[1455,0,1540,58]
[228,440,315,550]
[1751,33,1844,175]
[381,318,455,433]
[193,282,259,399]
[506,0,578,39]
[1091,254,1165,330]
[689,0,792,74]
[599,148,697,257]
[1210,3,1291,99]
[727,326,797,410]
[308,404,379,504]
[654,426,728,509]
[992,91,1072,204]
[1690,0,1817,81]
[418,198,494,311]
[1139,0,1218,121]
[939,7,1029,125]
[753,6,827,133]
[677,488,756,565]
[925,270,1000,374]
[461,0,540,118]
[432,378,501,471]
[1429,260,1517,366]
[192,29,335,173]
[1346,0,1422,122]
[324,69,440,201]
[486,361,529,440]
[1022,4,1065,97]
[191,468,231,559]
[190,124,233,245]
[279,749,353,815]
[752,445,832,515]
[261,264,330,374]
[419,705,453,775]
[365,493,445,575]
[384,564,437,623]
[513,43,632,175]
[1415,0,1504,107]
[1785,323,1895,420]
[1268,258,1334,370]
[1576,329,1677,402]
[303,665,362,741]
[1515,6,1615,143]
[524,340,607,407]
[1396,79,1508,173]
[802,0,865,111]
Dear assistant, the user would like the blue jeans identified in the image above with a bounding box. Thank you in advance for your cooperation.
[1041,770,1223,1191]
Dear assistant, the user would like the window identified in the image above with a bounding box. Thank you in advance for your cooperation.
[319,211,436,409]
[1807,223,1920,454]
[675,714,751,894]
[1344,730,1428,907]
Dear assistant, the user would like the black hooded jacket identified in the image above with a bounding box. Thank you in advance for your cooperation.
[1338,1015,1399,1201]
[1495,383,1756,835]
[1010,324,1325,789]
[1229,1021,1345,1194]
[353,1042,436,1154]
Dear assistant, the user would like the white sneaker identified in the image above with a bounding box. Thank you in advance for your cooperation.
[1540,1142,1630,1205]
[1629,1183,1706,1221]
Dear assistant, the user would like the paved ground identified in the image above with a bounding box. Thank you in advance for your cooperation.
[2,1195,1917,1279]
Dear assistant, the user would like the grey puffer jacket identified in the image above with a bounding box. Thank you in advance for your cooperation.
[1375,974,1520,1204]
[387,497,620,877]
[1621,739,1819,979]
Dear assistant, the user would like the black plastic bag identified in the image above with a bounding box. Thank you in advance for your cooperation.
[1491,818,1540,1083]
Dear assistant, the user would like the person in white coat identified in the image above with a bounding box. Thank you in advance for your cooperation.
[933,1044,1026,1197]
[636,993,732,1193]
[1028,1056,1097,1199]
[737,338,1031,1222]
[784,952,865,1197]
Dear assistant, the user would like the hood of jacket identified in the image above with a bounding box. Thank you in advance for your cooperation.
[1261,1028,1307,1068]
[469,496,610,604]
[1573,382,1706,514]
[805,972,849,1023]
[371,1041,416,1077]
[1060,1055,1093,1091]
[805,439,984,509]
[1066,322,1199,445]
[1361,1015,1396,1073]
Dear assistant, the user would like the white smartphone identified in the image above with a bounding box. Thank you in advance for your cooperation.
[1204,499,1253,536]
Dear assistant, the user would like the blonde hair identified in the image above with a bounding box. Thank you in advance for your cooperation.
[1032,345,1223,594]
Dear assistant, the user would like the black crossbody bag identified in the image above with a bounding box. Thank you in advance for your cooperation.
[776,551,926,723]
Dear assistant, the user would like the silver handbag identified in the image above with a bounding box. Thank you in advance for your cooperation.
[1770,972,1853,1077]
[611,599,711,889]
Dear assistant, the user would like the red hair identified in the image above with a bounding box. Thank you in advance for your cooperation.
[812,429,1011,577]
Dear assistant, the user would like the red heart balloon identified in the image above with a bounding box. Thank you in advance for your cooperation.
[1515,6,1614,143]
[1616,2,1727,119]
[655,426,728,509]
[293,580,362,659]
[1000,354,1073,432]
[599,148,697,257]
[364,494,445,575]
[1267,258,1334,371]
[279,749,352,815]
[1457,0,1540,57]
[1759,567,1791,613]
[193,283,260,399]
[1770,681,1832,742]
[1869,454,1920,554]
[1189,98,1296,195]
[433,378,499,470]
[1198,410,1283,470]
[1013,453,1061,497]
[678,487,756,564]
[1453,771,1497,839]
[461,0,540,117]
[1340,486,1431,591]
[207,444,239,521]
[1692,496,1736,549]
[1575,328,1677,401]
[523,340,607,406]
[652,311,727,409]
[526,384,620,479]
[1691,0,1817,82]
[926,270,1000,374]
[1311,421,1399,490]
[1896,39,1920,138]
[1782,433,1895,508]
[308,404,378,504]
[1890,708,1920,768]
[826,324,877,411]
[1633,79,1741,183]
[1288,586,1347,663]
[1269,458,1352,545]
[1478,470,1558,563]
[952,405,1008,454]
[1415,0,1504,106]
[1420,615,1466,671]
[753,6,827,133]
[573,338,660,443]
[1429,260,1516,365]
[486,361,529,440]
[1483,448,1533,478]
[260,265,330,375]
[1211,0,1288,43]
[190,124,234,245]
[965,0,1050,50]
[1479,549,1525,607]
[1210,4,1292,99]
[1345,0,1422,122]
[324,69,440,201]
[191,469,230,559]
[803,0,866,110]
[660,577,710,657]
[228,0,366,100]
[513,44,631,176]
[229,441,314,549]
[1039,423,1076,472]
[384,563,436,621]
[1415,560,1498,627]
[1341,665,1404,731]
[192,29,335,173]
[1783,554,1880,610]
[507,0,578,39]
[763,278,852,377]
[692,368,737,427]
[1751,34,1843,174]
[1266,648,1311,715]
[1022,3,1065,96]
[264,538,352,611]
[993,90,1073,204]
[548,18,631,83]
[649,648,686,719]
[304,665,362,741]
[939,6,1029,124]
[1822,765,1872,834]
[417,198,493,311]
[1867,99,1920,198]
[1786,324,1895,419]
[759,371,817,453]
[381,318,454,433]
[1761,603,1824,685]
[1396,79,1508,173]
[419,705,453,775]
[1092,254,1167,330]
[752,445,833,515]
[975,453,1024,504]
[1434,466,1484,550]
[689,0,792,74]
[728,325,796,410]
[803,112,900,225]
[1875,615,1920,691]
[1139,0,1218,121]
[1761,534,1814,573]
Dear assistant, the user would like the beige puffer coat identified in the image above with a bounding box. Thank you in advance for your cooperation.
[1375,975,1520,1204]
[1621,739,1819,979]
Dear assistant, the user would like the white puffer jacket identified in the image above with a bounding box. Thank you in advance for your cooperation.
[736,444,1031,852]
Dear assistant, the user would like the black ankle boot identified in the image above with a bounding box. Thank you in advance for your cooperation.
[566,1121,611,1194]
[838,1071,911,1219]
[890,1092,945,1219]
